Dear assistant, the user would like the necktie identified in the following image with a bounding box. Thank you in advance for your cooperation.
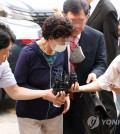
[86,5,91,21]
[69,36,76,100]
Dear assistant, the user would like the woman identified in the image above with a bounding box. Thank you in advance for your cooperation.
[14,15,74,134]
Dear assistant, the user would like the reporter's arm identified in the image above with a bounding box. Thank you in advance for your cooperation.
[79,81,102,92]
[70,81,102,93]
[4,84,51,100]
[4,84,65,106]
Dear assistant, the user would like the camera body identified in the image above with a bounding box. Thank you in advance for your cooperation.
[52,72,77,95]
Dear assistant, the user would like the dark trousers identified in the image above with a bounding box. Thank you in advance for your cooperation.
[63,99,86,134]
[63,92,110,134]
[115,114,120,134]
[99,91,117,134]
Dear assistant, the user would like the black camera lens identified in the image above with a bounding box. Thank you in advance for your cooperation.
[53,72,77,95]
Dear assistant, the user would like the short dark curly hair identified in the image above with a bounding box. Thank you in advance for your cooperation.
[42,15,74,40]
[0,22,16,50]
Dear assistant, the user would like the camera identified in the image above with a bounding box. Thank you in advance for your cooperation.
[52,72,78,95]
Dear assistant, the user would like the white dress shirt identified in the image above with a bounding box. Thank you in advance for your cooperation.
[89,0,100,16]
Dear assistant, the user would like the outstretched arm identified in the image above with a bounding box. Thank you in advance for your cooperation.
[5,84,66,106]
[70,81,102,93]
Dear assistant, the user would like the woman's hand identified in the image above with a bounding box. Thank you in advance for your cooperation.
[69,82,80,93]
[109,84,120,94]
[43,89,66,106]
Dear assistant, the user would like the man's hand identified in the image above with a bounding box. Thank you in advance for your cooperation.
[43,89,66,106]
[53,8,63,16]
[86,73,97,83]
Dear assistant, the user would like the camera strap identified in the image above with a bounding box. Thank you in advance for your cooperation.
[69,36,76,100]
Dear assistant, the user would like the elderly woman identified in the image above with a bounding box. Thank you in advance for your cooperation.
[14,15,74,134]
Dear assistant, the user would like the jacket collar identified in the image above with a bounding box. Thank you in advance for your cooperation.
[87,0,103,25]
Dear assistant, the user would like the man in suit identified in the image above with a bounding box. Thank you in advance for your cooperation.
[86,0,118,65]
[86,1,118,133]
[62,0,108,134]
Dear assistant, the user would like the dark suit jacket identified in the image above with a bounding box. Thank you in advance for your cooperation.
[64,25,107,85]
[86,0,118,65]
[63,25,108,134]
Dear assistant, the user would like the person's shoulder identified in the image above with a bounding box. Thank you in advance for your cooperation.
[84,25,103,36]
[23,41,37,51]
[0,60,10,73]
[0,60,9,67]
[115,55,120,61]
[111,55,120,68]
[21,41,38,56]
[102,0,117,12]
[111,55,120,65]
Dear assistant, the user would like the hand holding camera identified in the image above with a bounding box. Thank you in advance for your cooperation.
[52,72,78,95]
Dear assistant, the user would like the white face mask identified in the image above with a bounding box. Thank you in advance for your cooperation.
[50,37,70,52]
[53,44,67,52]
